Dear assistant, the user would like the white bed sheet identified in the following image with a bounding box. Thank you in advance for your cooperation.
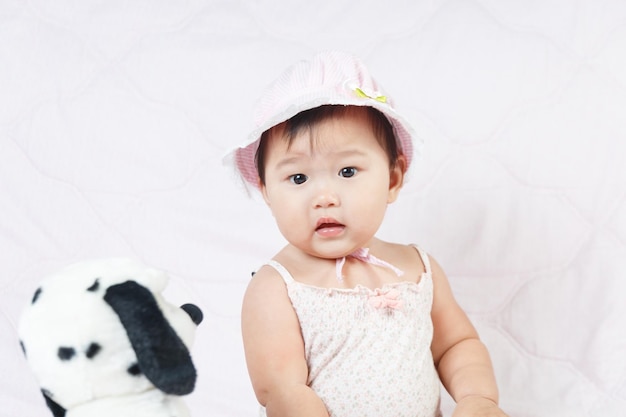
[2,1,626,416]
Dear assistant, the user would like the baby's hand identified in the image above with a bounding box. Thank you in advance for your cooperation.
[452,396,509,417]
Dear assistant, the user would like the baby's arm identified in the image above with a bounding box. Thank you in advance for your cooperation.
[429,256,509,417]
[241,266,329,417]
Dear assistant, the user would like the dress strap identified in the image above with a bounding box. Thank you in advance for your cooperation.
[336,247,404,282]
[266,260,296,284]
[411,245,432,275]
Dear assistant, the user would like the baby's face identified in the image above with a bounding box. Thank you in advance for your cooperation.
[260,109,404,259]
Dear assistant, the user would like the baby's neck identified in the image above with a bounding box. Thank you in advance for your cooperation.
[276,240,404,289]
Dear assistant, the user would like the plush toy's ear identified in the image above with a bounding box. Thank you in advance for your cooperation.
[104,281,197,395]
[42,390,66,417]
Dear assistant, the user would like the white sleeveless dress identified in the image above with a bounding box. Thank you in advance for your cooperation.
[259,246,441,417]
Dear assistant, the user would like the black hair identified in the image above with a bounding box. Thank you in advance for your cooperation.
[255,105,400,186]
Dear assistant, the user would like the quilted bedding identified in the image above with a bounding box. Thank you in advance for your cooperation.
[2,1,626,416]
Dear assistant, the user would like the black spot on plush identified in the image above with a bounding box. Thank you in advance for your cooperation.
[42,389,66,417]
[32,287,42,304]
[127,363,142,376]
[86,278,100,292]
[57,347,76,361]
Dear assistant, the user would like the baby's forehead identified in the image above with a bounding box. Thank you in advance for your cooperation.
[267,106,381,146]
[271,124,378,156]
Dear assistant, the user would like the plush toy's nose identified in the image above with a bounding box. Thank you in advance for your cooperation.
[181,303,203,325]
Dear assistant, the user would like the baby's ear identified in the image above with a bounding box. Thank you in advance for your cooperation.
[388,154,407,203]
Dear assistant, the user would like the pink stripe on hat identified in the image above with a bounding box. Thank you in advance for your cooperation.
[226,51,421,189]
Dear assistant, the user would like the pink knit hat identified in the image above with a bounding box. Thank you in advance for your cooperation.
[226,51,421,189]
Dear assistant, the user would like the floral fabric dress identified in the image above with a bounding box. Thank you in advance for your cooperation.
[259,246,442,417]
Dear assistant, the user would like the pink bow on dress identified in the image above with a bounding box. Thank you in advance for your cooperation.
[368,288,403,310]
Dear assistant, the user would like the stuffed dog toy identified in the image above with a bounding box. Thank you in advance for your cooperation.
[18,258,203,417]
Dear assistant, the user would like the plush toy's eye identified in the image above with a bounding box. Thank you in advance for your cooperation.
[58,347,76,361]
[85,343,101,359]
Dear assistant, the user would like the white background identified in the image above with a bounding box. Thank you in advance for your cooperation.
[2,1,626,416]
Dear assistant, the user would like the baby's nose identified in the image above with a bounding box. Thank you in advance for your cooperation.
[313,184,340,208]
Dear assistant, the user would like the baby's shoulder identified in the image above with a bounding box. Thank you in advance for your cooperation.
[242,263,296,317]
[245,262,290,298]
[249,262,286,285]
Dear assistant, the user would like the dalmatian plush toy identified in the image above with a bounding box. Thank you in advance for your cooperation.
[18,258,203,417]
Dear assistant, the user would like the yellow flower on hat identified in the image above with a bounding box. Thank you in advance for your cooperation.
[354,87,387,103]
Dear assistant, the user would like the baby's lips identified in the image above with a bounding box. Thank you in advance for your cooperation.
[316,222,343,231]
[315,217,342,230]
[315,223,345,238]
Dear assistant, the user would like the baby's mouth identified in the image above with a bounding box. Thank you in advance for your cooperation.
[315,219,345,236]
[316,222,342,230]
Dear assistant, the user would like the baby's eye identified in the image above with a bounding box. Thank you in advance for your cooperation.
[339,167,357,178]
[289,173,308,185]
